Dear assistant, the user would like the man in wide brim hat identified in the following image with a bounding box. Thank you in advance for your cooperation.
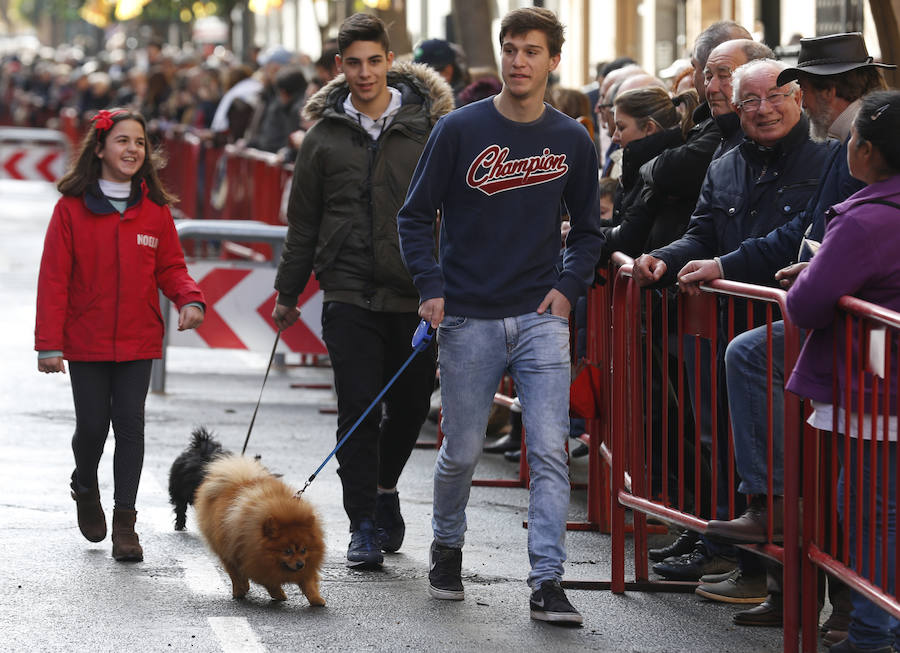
[775,32,894,142]
[777,31,894,86]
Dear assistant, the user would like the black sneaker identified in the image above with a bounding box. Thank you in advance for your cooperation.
[530,580,584,626]
[428,541,464,600]
[374,491,405,553]
[347,518,383,569]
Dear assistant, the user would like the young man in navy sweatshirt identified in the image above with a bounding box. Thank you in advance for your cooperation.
[397,6,604,626]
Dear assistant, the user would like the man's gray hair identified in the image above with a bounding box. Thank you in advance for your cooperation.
[693,20,752,66]
[740,40,775,62]
[731,58,799,104]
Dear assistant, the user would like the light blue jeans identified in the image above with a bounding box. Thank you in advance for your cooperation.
[434,312,572,588]
[724,322,785,496]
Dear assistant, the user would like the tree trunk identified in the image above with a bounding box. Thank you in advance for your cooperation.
[377,5,412,56]
[451,0,496,71]
[869,0,900,88]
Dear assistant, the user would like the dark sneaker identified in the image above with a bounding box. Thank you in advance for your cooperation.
[651,541,736,581]
[530,580,583,626]
[374,491,405,553]
[347,519,383,569]
[648,529,698,562]
[428,541,464,600]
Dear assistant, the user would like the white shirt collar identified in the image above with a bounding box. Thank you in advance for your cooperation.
[98,179,131,198]
[343,86,403,140]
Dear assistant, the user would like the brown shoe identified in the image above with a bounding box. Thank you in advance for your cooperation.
[111,508,143,562]
[733,594,782,627]
[70,470,106,542]
[705,495,783,544]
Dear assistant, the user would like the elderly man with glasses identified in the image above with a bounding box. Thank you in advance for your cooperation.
[633,57,832,290]
[631,56,835,602]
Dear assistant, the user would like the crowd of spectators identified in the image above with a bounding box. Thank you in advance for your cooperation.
[5,18,900,649]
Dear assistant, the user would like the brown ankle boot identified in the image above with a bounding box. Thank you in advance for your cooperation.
[111,508,143,562]
[70,471,106,542]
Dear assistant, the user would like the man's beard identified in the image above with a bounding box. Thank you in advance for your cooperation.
[807,102,836,142]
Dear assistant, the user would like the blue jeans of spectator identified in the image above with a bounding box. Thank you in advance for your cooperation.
[837,436,899,649]
[434,312,571,588]
[725,322,785,496]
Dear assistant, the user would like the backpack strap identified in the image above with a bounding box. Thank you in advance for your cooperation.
[859,198,900,210]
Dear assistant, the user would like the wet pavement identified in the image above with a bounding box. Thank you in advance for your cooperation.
[0,179,790,652]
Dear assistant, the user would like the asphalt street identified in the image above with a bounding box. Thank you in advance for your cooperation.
[0,178,789,652]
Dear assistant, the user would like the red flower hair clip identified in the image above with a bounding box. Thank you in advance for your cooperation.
[90,109,125,133]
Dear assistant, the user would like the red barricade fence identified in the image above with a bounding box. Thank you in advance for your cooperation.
[599,252,807,649]
[801,297,900,652]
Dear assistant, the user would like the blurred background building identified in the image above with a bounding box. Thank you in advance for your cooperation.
[1,1,897,88]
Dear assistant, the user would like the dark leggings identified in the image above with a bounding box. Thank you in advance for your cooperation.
[69,360,153,510]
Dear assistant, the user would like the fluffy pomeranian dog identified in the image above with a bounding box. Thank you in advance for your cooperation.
[169,426,228,530]
[193,455,326,606]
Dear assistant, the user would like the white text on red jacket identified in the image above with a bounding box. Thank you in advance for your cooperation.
[137,234,159,249]
[466,146,568,196]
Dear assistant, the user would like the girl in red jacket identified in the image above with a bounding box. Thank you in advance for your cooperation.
[35,108,205,562]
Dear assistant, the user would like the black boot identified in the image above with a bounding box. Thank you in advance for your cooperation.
[648,529,698,562]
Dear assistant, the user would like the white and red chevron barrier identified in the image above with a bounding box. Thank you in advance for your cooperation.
[0,128,68,181]
[167,261,326,355]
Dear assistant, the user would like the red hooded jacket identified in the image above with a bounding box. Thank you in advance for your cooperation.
[35,183,205,361]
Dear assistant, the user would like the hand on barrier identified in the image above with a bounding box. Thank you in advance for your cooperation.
[633,254,668,287]
[272,303,301,331]
[38,356,66,374]
[677,259,722,296]
[774,262,808,290]
[178,305,205,331]
[418,297,444,329]
[537,288,571,318]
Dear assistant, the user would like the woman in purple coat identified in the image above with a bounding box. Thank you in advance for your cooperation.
[785,90,900,653]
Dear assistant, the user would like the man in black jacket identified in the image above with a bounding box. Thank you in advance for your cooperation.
[272,13,453,570]
[675,33,891,635]
[633,58,834,589]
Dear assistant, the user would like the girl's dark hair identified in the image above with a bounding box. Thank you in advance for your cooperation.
[553,87,592,121]
[854,90,900,172]
[57,108,176,206]
[614,86,699,139]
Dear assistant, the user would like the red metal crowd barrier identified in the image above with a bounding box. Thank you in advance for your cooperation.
[801,297,900,652]
[153,129,294,261]
[158,128,202,220]
[601,252,806,649]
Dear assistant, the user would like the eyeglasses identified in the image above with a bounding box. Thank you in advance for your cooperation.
[737,90,794,113]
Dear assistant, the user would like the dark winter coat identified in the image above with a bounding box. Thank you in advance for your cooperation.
[274,62,454,313]
[649,115,834,287]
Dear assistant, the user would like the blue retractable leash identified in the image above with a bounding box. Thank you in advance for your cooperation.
[294,319,435,498]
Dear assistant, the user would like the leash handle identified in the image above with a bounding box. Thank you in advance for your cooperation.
[241,329,281,455]
[297,320,435,496]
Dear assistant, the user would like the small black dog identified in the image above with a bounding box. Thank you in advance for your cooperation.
[168,426,228,530]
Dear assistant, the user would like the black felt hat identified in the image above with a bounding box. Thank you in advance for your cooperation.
[777,32,895,86]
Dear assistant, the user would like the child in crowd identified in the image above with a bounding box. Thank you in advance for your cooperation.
[35,108,205,562]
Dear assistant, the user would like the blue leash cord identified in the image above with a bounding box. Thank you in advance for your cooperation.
[295,320,435,498]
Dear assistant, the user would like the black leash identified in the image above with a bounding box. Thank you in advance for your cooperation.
[295,320,435,498]
[241,329,282,455]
